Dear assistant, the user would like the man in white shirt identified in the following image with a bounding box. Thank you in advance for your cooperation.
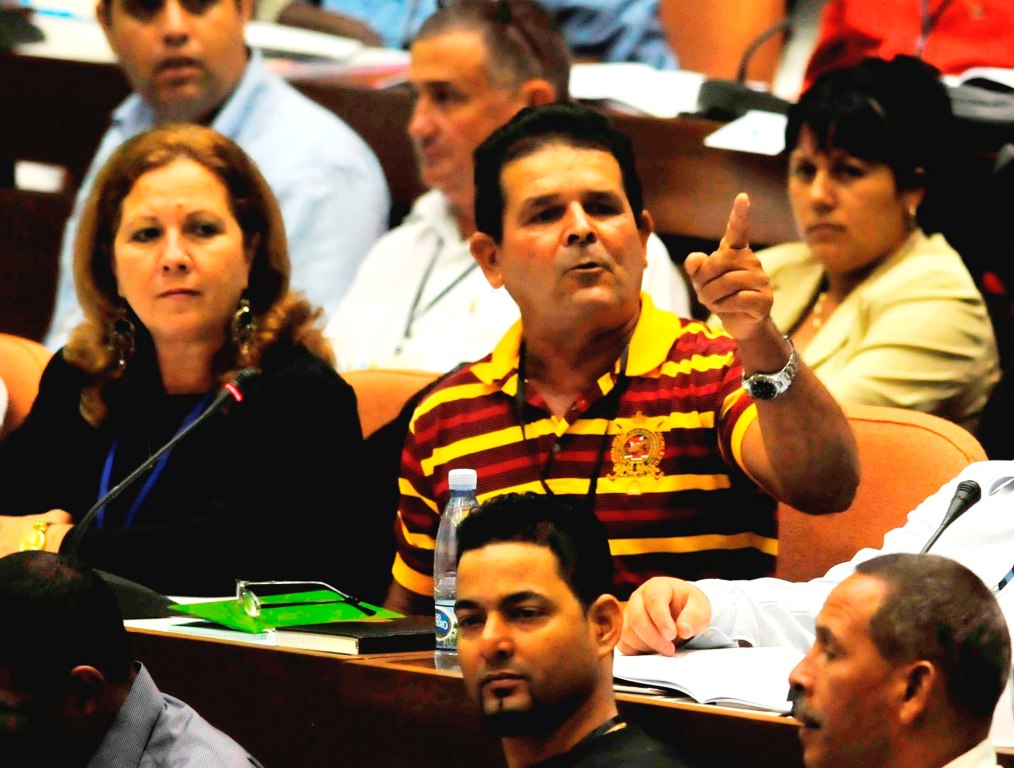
[327,0,689,373]
[44,0,389,351]
[620,461,1014,749]
[787,553,1008,768]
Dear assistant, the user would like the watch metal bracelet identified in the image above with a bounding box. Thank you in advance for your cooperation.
[741,336,799,401]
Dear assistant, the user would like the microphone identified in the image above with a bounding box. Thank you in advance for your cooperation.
[0,7,44,50]
[696,19,793,121]
[63,367,261,560]
[919,480,981,554]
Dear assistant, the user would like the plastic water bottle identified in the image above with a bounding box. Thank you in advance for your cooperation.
[433,468,478,669]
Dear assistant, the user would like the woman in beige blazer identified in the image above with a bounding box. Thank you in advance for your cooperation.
[729,56,998,433]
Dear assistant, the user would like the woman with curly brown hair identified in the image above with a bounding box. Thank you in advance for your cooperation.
[0,124,376,598]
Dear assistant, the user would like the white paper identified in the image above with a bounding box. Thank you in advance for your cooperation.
[703,110,788,156]
[569,62,705,119]
[15,13,113,62]
[125,615,279,646]
[944,67,1014,91]
[245,21,362,62]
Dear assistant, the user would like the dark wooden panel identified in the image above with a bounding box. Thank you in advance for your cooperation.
[612,113,795,247]
[0,52,129,190]
[128,631,507,768]
[0,188,70,340]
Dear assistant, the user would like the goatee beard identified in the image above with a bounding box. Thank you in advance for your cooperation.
[479,693,583,738]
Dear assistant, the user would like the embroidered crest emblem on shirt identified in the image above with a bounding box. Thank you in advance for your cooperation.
[608,411,665,481]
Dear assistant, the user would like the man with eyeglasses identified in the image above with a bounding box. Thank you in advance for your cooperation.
[0,551,263,767]
[620,460,1014,748]
[43,0,390,351]
[327,0,690,372]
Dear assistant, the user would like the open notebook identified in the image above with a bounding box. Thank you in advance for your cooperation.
[613,646,803,714]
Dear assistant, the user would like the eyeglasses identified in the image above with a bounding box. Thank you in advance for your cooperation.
[235,580,376,618]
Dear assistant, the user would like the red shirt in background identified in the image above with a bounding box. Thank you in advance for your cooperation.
[803,0,1014,91]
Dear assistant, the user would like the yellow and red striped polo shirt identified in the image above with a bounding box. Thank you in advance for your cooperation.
[393,294,774,600]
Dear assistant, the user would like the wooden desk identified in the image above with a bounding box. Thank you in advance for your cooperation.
[126,627,1014,768]
[127,627,804,768]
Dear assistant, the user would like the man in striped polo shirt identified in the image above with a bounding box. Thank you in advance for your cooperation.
[385,103,859,615]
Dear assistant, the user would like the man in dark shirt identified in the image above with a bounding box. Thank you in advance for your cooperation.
[454,492,706,767]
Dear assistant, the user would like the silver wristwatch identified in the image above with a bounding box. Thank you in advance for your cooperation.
[742,337,799,401]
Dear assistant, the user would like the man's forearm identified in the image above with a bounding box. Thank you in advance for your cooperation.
[739,321,859,513]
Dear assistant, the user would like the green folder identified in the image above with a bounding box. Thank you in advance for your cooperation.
[170,590,402,633]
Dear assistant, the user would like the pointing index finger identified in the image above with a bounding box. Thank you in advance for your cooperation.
[721,193,751,250]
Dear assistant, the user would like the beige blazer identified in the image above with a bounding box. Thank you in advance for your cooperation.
[713,230,999,432]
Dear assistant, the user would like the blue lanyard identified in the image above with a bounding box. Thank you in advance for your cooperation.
[95,392,214,529]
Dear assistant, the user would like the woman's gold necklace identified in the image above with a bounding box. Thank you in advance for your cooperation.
[811,291,829,329]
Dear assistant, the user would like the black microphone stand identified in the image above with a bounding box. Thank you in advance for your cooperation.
[61,369,259,618]
[696,19,794,121]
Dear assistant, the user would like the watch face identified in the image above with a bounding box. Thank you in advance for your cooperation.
[749,379,779,401]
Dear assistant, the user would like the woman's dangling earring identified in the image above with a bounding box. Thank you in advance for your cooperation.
[231,297,256,360]
[109,306,135,373]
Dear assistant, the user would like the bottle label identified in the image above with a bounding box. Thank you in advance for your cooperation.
[434,597,457,651]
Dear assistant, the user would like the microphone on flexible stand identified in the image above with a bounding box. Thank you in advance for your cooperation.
[62,368,261,618]
[0,6,43,50]
[696,19,794,122]
[919,480,982,554]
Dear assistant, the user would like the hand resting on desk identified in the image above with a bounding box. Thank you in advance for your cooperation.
[618,576,713,656]
[0,510,73,555]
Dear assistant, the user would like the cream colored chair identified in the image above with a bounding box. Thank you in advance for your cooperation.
[343,368,441,438]
[776,403,988,582]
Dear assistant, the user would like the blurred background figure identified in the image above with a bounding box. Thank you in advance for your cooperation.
[659,0,787,85]
[263,0,678,68]
[44,0,390,351]
[711,55,998,432]
[802,0,1014,92]
[0,125,379,600]
[975,145,1014,459]
[328,0,690,372]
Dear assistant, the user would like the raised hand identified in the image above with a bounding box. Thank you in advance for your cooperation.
[684,193,774,342]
